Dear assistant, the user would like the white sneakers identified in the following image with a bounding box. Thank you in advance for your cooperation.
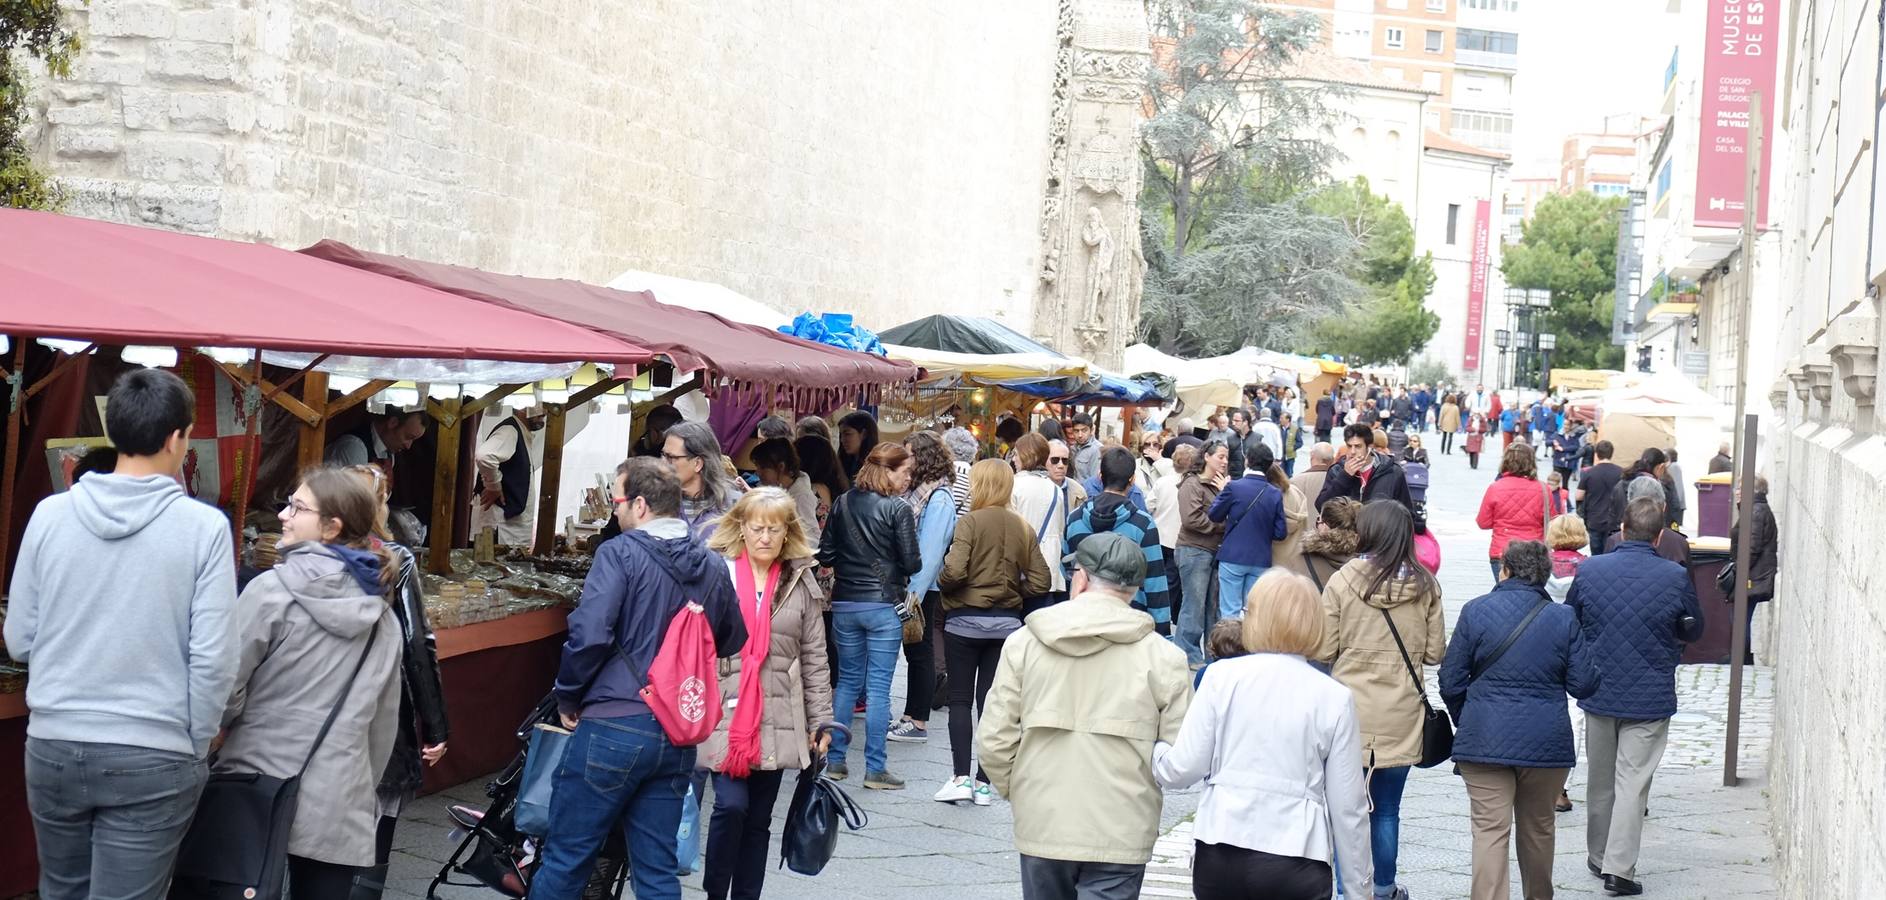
[934,776,974,803]
[934,776,997,806]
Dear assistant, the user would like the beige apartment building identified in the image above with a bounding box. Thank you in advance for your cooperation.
[1263,0,1519,152]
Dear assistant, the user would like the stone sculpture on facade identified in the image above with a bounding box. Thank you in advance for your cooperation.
[1032,0,1151,371]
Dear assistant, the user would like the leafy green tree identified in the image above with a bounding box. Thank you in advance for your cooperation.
[1137,0,1353,355]
[1,0,80,210]
[1301,177,1438,365]
[1500,192,1628,370]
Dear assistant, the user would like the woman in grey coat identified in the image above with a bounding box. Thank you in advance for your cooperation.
[217,466,403,898]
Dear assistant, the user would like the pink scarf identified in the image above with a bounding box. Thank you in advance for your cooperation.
[724,553,779,778]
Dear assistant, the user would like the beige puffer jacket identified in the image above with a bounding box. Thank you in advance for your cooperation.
[698,556,834,773]
[1314,557,1445,769]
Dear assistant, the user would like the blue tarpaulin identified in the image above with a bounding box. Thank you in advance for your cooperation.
[878,314,1168,405]
[778,312,887,356]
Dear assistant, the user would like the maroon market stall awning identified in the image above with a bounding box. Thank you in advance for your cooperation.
[0,209,658,367]
[300,241,919,407]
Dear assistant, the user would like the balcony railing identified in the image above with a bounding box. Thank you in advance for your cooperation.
[1455,48,1518,71]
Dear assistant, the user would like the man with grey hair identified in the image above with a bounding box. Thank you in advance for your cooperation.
[942,426,979,514]
[1623,477,1690,569]
[1162,418,1202,460]
[1048,439,1087,512]
[1290,443,1337,521]
[978,534,1191,900]
[1566,498,1705,896]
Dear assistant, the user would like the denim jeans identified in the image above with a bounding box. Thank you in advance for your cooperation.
[528,715,694,900]
[1368,765,1411,892]
[24,738,207,900]
[1217,562,1267,620]
[1490,559,1504,585]
[1173,546,1219,665]
[829,604,903,773]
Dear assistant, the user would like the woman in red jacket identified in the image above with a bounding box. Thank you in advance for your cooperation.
[1476,442,1551,584]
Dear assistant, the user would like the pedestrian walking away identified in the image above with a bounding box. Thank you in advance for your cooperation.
[1577,441,1627,556]
[1438,394,1461,455]
[1440,541,1600,900]
[1154,570,1374,899]
[1209,443,1289,620]
[1065,447,1173,627]
[6,369,239,900]
[1565,498,1706,896]
[1477,443,1550,585]
[935,459,1051,805]
[977,533,1192,900]
[1315,501,1445,900]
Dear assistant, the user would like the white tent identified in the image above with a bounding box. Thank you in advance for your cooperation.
[607,269,794,329]
[1596,371,1729,533]
[1125,344,1301,413]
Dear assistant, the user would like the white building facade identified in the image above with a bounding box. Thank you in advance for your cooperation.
[1413,131,1510,388]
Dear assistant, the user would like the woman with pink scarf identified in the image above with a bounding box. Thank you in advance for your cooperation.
[700,487,835,900]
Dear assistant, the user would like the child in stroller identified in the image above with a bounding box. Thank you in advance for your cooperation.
[427,695,628,900]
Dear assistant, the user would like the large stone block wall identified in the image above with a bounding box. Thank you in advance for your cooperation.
[32,0,1061,328]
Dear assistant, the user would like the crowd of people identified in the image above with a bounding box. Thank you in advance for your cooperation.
[3,367,1775,900]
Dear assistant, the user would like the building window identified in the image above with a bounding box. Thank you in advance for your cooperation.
[1446,203,1461,244]
[1463,0,1520,8]
[1425,29,1444,53]
[1384,27,1405,49]
[1456,28,1520,54]
[1504,202,1524,218]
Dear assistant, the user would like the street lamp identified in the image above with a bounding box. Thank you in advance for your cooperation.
[1494,329,1512,390]
[1538,332,1557,392]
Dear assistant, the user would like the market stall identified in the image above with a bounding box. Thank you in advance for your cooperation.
[0,209,662,897]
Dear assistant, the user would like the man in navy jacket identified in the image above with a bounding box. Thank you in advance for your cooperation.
[1206,443,1288,619]
[1564,497,1705,896]
[533,458,746,900]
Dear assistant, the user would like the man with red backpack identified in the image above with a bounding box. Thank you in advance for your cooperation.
[530,458,747,900]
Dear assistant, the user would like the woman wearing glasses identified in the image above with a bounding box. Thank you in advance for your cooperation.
[1136,433,1164,501]
[700,488,835,900]
[215,467,403,898]
[1006,433,1067,612]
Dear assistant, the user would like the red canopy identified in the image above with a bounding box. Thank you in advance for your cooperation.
[0,209,657,367]
[300,241,919,407]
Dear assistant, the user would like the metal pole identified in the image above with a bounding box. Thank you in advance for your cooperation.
[1723,91,1762,788]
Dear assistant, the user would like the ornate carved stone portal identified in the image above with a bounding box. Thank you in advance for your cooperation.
[1033,0,1150,371]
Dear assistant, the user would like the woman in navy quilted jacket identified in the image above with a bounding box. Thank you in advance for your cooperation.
[1439,541,1601,900]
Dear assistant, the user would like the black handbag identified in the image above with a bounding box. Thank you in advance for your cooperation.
[170,628,380,900]
[1381,608,1453,769]
[779,739,868,876]
[1715,559,1738,596]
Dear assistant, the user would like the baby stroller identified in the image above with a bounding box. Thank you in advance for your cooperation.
[427,695,628,900]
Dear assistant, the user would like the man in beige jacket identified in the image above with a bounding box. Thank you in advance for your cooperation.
[977,533,1192,900]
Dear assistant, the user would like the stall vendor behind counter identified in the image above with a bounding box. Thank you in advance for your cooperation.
[471,407,547,546]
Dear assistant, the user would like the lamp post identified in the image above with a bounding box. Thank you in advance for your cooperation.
[1494,329,1512,390]
[1538,332,1557,393]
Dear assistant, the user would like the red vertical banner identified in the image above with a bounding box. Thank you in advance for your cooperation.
[1463,198,1491,373]
[1694,0,1778,228]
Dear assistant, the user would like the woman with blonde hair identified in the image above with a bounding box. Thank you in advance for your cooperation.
[933,459,1051,805]
[1154,570,1372,897]
[216,467,403,897]
[342,466,448,900]
[701,487,834,900]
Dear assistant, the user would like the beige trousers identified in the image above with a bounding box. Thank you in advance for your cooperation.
[1584,714,1671,880]
[1460,762,1568,900]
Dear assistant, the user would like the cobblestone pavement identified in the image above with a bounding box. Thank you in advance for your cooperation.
[387,430,1775,899]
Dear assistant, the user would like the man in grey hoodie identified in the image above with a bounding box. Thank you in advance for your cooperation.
[4,368,239,900]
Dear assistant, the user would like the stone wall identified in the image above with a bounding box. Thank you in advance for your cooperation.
[1767,0,1886,895]
[32,0,1062,330]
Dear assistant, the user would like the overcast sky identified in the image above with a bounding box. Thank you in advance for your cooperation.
[1510,0,1683,178]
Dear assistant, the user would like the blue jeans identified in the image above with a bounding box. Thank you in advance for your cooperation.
[1369,765,1411,891]
[1173,547,1218,665]
[528,715,694,900]
[829,605,902,773]
[1490,559,1504,585]
[25,739,207,900]
[1217,562,1267,620]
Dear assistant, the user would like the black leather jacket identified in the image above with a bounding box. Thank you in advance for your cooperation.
[817,489,922,603]
[379,543,450,795]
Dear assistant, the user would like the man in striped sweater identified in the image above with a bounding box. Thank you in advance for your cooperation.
[1064,447,1171,631]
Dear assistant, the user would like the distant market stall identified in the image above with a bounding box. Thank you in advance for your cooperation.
[1124,343,1348,416]
[882,315,1168,406]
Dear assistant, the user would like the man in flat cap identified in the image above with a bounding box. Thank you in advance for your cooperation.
[977,533,1192,900]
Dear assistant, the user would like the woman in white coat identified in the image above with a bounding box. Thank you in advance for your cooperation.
[1152,569,1372,899]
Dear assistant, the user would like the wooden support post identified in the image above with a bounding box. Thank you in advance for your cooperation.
[296,372,330,475]
[533,403,568,555]
[427,397,463,575]
[0,340,27,591]
[228,354,264,558]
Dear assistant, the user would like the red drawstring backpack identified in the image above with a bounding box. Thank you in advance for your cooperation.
[637,601,723,746]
